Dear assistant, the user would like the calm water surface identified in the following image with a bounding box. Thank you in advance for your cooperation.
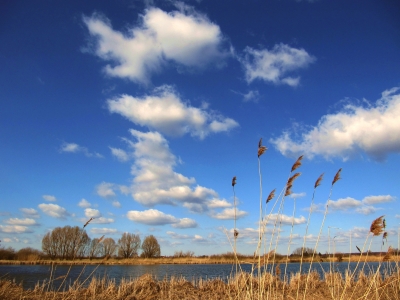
[0,261,397,290]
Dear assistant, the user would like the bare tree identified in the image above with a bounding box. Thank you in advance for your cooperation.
[41,226,89,259]
[292,247,315,256]
[141,235,161,258]
[102,238,117,257]
[118,233,141,258]
[88,238,104,259]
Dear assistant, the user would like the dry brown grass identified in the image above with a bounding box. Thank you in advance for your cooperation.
[1,269,399,300]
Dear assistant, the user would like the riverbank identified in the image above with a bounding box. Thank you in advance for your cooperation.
[1,270,399,300]
[0,254,397,266]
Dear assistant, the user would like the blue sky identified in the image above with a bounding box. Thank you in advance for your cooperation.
[1,0,400,256]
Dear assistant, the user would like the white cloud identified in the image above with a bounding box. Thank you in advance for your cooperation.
[20,208,40,218]
[240,43,315,86]
[127,209,178,225]
[78,199,91,208]
[192,234,211,244]
[90,228,118,234]
[110,147,130,162]
[84,208,102,218]
[243,90,260,102]
[112,200,121,208]
[60,142,103,158]
[328,197,362,211]
[0,225,32,233]
[362,195,395,205]
[5,218,38,226]
[207,199,232,208]
[210,208,248,220]
[126,129,229,211]
[107,85,238,139]
[38,203,69,219]
[96,182,117,199]
[355,206,378,215]
[171,218,198,228]
[42,195,57,202]
[166,231,191,239]
[266,214,307,225]
[271,87,400,161]
[289,192,306,199]
[126,209,196,228]
[84,7,229,84]
[91,217,115,224]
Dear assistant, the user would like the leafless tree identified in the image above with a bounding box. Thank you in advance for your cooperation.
[88,238,104,259]
[118,233,141,258]
[292,247,315,256]
[42,226,89,259]
[102,237,117,257]
[141,235,161,258]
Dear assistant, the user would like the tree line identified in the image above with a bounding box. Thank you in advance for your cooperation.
[41,226,160,259]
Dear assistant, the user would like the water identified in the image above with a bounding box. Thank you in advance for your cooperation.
[0,261,397,290]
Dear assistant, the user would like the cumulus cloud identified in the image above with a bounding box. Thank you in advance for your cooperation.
[110,147,130,162]
[328,197,362,211]
[60,142,103,158]
[84,208,102,218]
[362,195,395,205]
[83,6,229,84]
[112,200,121,208]
[171,218,198,228]
[107,85,238,139]
[240,43,315,86]
[38,203,69,219]
[20,208,40,218]
[210,208,248,220]
[90,228,118,234]
[127,209,196,227]
[96,182,117,199]
[0,225,33,233]
[42,195,57,202]
[271,87,400,161]
[266,214,306,225]
[125,130,233,214]
[5,218,38,226]
[355,206,378,215]
[78,199,91,208]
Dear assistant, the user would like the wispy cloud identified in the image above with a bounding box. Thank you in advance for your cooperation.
[210,208,248,220]
[0,225,33,233]
[83,6,229,84]
[42,195,57,202]
[109,147,130,162]
[90,228,118,234]
[20,208,40,218]
[5,218,39,226]
[240,43,315,86]
[107,85,238,139]
[60,142,103,158]
[271,87,400,161]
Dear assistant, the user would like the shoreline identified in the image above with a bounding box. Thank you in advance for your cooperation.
[1,255,397,266]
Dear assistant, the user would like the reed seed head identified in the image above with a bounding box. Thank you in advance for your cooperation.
[315,173,324,188]
[370,215,385,236]
[98,235,105,243]
[266,189,276,204]
[285,184,292,196]
[291,155,304,172]
[332,168,342,185]
[83,217,94,228]
[234,229,239,239]
[258,138,267,157]
[232,176,237,187]
[356,245,361,253]
[287,172,301,186]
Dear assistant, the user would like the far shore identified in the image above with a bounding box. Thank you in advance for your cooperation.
[1,254,398,266]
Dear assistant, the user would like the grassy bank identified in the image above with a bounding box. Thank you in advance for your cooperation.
[1,269,399,300]
[0,253,397,266]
